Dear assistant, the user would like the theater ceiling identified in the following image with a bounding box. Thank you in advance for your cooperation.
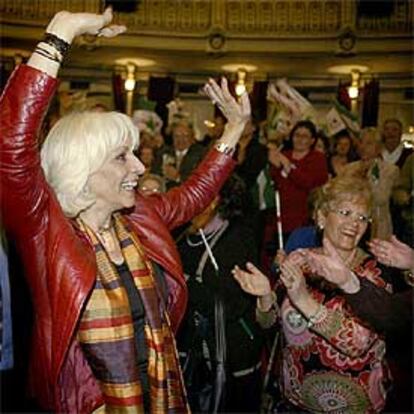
[1,0,413,107]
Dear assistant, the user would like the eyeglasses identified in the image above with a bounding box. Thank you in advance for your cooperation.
[330,208,372,224]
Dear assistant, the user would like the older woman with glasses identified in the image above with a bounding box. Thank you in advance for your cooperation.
[233,175,393,413]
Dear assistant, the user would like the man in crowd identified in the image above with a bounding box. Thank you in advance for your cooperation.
[381,118,412,168]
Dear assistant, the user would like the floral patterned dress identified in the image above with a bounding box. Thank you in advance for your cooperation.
[270,250,392,413]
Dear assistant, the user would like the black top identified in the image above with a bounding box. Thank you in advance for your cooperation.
[177,220,264,373]
[344,276,413,338]
[116,262,150,410]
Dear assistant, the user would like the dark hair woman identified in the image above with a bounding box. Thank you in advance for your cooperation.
[177,174,264,413]
[261,120,328,273]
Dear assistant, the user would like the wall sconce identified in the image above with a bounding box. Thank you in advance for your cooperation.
[124,63,136,116]
[124,63,136,92]
[347,69,360,100]
[235,68,247,96]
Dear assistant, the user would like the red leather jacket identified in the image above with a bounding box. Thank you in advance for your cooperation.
[0,65,235,412]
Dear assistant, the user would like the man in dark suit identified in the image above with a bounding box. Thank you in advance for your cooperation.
[155,121,208,189]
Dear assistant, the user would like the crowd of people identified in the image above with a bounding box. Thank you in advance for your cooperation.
[0,8,413,414]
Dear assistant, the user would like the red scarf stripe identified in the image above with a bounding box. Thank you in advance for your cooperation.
[103,394,143,406]
[131,268,152,276]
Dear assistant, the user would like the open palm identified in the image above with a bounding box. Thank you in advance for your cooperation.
[232,262,271,297]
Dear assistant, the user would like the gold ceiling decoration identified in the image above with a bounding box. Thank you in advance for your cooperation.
[1,0,412,103]
[1,0,412,36]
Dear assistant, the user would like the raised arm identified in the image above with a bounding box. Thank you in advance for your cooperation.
[27,8,125,78]
[203,77,251,151]
[304,237,413,337]
[0,9,125,238]
[147,77,251,229]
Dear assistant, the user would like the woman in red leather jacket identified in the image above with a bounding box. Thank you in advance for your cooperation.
[0,9,250,413]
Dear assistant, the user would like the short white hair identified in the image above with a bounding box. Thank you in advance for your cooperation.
[41,111,139,217]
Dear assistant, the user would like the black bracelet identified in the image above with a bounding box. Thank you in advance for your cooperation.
[43,32,70,58]
[34,46,61,63]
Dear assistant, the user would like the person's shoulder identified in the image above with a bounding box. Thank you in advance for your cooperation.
[190,141,209,154]
[402,146,414,156]
[223,220,257,247]
[380,159,399,175]
[341,159,361,174]
[157,145,174,155]
[401,149,414,166]
[405,150,414,160]
[285,226,318,253]
[401,153,414,175]
[309,149,327,161]
[289,225,316,238]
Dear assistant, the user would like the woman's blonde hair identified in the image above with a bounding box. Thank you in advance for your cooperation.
[318,175,373,215]
[41,111,139,217]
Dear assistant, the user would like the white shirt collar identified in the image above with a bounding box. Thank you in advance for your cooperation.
[381,143,404,165]
[175,148,189,158]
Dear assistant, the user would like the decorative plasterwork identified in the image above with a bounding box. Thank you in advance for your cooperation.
[1,0,412,36]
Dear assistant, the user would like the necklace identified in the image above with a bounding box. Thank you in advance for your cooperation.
[96,226,125,265]
[96,225,119,250]
[97,217,113,234]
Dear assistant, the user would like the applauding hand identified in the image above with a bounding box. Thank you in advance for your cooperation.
[368,235,414,270]
[232,262,271,297]
[302,238,360,293]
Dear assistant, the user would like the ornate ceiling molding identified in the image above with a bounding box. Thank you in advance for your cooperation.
[1,0,412,96]
[1,0,412,37]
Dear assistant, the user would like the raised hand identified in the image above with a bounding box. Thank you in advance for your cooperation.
[203,77,250,129]
[232,262,271,297]
[29,8,126,78]
[46,7,126,43]
[267,82,300,117]
[368,235,414,270]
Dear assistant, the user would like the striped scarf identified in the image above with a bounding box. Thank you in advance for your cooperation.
[76,214,189,413]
